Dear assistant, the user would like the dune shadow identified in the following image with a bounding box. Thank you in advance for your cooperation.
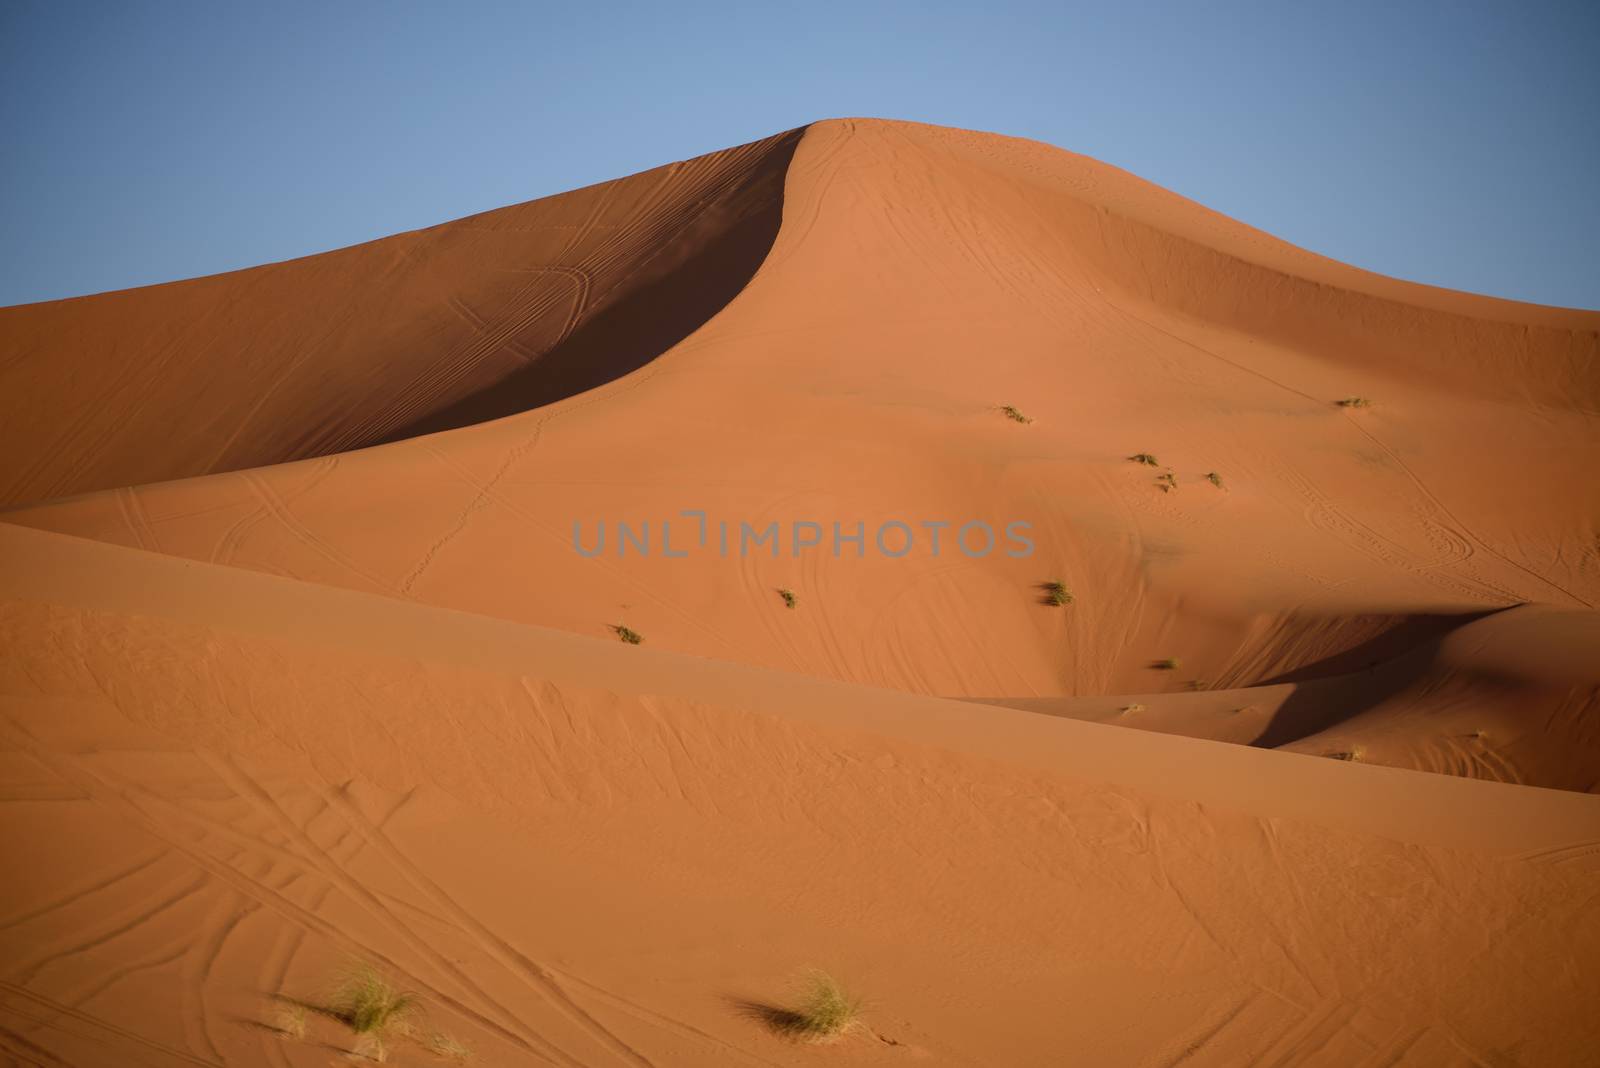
[727,995,813,1038]
[1248,610,1505,749]
[1254,609,1497,686]
[379,129,805,443]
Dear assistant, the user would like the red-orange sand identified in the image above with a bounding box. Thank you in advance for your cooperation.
[2,119,1598,1065]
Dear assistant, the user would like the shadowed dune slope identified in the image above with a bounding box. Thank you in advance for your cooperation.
[3,524,1600,1067]
[0,128,803,506]
[977,605,1600,792]
[5,118,1600,792]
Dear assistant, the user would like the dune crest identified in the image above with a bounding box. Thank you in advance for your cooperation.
[5,119,1597,789]
[0,128,803,505]
[3,118,1600,1065]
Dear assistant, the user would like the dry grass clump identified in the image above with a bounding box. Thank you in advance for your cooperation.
[423,1030,474,1062]
[742,971,864,1043]
[1205,471,1223,488]
[613,624,644,644]
[1129,452,1159,466]
[332,964,418,1061]
[272,1001,308,1039]
[778,587,797,609]
[785,972,863,1042]
[1000,404,1032,424]
[1336,396,1373,408]
[1043,581,1073,606]
[1152,657,1181,670]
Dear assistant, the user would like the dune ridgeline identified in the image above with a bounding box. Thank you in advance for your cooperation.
[2,119,1598,1066]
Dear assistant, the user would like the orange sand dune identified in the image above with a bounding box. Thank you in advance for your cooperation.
[980,605,1600,792]
[0,130,801,505]
[6,120,1598,774]
[4,118,1600,1065]
[4,524,1599,1066]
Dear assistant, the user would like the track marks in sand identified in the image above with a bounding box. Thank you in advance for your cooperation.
[311,779,664,1068]
[0,982,224,1068]
[1516,840,1600,873]
[1146,991,1428,1068]
[0,707,752,1067]
[238,468,397,595]
[1271,462,1520,605]
[194,753,608,1068]
[1341,414,1595,608]
[0,718,575,1066]
[399,425,543,596]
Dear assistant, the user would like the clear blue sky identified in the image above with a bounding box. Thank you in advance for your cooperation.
[3,1,1596,310]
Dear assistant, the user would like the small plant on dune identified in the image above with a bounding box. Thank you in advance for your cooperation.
[1119,703,1145,714]
[272,1001,308,1040]
[1152,657,1181,671]
[1205,471,1224,489]
[1326,747,1367,762]
[778,588,797,609]
[613,624,644,645]
[423,1031,474,1062]
[332,963,418,1062]
[1000,404,1032,424]
[1129,453,1160,466]
[1336,397,1373,409]
[783,971,864,1042]
[1043,581,1073,606]
[1157,471,1177,492]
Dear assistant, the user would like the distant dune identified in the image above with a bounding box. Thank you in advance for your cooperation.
[2,119,1598,1065]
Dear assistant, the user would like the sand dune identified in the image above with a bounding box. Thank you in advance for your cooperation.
[7,120,1598,778]
[4,524,1599,1066]
[3,118,1600,1064]
[0,130,801,505]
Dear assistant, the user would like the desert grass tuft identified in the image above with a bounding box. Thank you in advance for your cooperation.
[613,624,644,645]
[1152,657,1181,670]
[778,588,797,609]
[272,1001,308,1040]
[423,1030,474,1062]
[782,971,863,1042]
[1043,581,1073,606]
[1205,471,1224,488]
[1336,397,1373,408]
[1119,703,1145,714]
[1000,404,1033,424]
[332,963,418,1061]
[1129,452,1160,466]
[1157,471,1177,492]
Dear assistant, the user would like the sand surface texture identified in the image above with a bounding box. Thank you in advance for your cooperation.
[3,119,1598,1065]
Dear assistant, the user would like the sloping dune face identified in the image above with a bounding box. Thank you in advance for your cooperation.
[0,129,802,505]
[3,525,1599,1067]
[4,118,1600,1066]
[6,119,1598,790]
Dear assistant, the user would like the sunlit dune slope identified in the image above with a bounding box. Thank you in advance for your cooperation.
[4,118,1600,791]
[0,129,802,505]
[4,524,1599,1067]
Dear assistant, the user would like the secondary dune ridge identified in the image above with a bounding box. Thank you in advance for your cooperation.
[2,118,1599,1065]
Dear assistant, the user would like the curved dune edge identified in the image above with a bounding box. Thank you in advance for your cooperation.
[5,117,1600,794]
[0,127,804,506]
[4,522,1600,1066]
[975,605,1600,792]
